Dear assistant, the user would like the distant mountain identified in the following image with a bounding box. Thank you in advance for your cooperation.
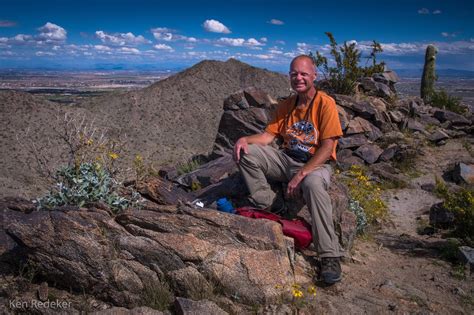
[393,68,474,79]
[0,59,290,198]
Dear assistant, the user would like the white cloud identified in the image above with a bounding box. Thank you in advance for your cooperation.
[418,8,430,14]
[268,19,284,25]
[296,42,315,54]
[268,49,283,54]
[154,44,174,52]
[441,32,456,38]
[260,37,268,43]
[433,10,442,14]
[216,37,265,48]
[35,51,55,56]
[52,45,61,51]
[37,22,67,42]
[275,40,286,45]
[151,27,197,42]
[119,47,141,54]
[203,19,231,33]
[0,51,14,56]
[83,52,93,56]
[216,37,245,46]
[94,45,112,51]
[95,31,150,46]
[255,54,273,59]
[12,34,33,44]
[247,38,265,47]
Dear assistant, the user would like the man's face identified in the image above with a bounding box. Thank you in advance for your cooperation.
[289,58,316,94]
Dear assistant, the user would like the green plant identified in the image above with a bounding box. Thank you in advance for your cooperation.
[342,165,388,224]
[430,89,465,114]
[36,162,136,213]
[177,158,202,175]
[18,259,38,283]
[439,238,461,262]
[310,32,385,95]
[348,199,368,234]
[434,178,474,241]
[142,280,174,311]
[451,264,466,280]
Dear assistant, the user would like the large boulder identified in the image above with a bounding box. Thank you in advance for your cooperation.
[2,200,303,307]
[212,87,278,156]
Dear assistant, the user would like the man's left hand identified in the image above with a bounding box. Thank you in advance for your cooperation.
[287,171,306,197]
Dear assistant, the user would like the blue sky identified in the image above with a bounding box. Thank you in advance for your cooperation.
[0,0,473,71]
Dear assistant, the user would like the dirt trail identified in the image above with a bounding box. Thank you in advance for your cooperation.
[309,138,474,314]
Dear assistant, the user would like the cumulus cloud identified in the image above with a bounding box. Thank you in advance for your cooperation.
[0,20,16,27]
[95,31,150,46]
[268,49,283,54]
[216,37,265,48]
[12,34,33,44]
[268,19,284,25]
[275,40,286,45]
[151,27,197,42]
[154,44,174,52]
[94,45,112,51]
[433,10,442,14]
[418,8,430,14]
[37,22,67,42]
[296,42,316,54]
[118,47,141,54]
[203,19,231,33]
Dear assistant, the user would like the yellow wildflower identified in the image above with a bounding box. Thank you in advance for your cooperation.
[292,288,303,298]
[108,152,119,160]
[86,138,94,145]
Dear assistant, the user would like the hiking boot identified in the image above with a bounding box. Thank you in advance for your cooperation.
[320,257,342,284]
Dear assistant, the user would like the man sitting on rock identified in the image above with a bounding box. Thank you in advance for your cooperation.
[233,55,344,285]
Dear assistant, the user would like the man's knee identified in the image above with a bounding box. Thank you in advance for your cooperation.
[239,144,264,164]
[301,172,329,192]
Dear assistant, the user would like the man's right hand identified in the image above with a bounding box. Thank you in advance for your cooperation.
[233,137,249,162]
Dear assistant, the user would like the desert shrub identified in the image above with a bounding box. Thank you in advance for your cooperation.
[434,178,474,242]
[310,33,385,95]
[33,113,140,212]
[429,89,465,114]
[133,154,159,182]
[342,165,388,224]
[348,199,368,234]
[142,280,174,311]
[36,162,137,212]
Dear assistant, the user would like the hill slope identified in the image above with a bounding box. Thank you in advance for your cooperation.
[81,58,289,164]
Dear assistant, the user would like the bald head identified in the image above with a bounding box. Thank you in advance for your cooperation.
[290,55,316,70]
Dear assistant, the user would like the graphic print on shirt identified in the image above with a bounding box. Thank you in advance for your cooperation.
[286,120,318,153]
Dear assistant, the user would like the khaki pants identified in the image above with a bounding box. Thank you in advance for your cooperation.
[238,144,343,258]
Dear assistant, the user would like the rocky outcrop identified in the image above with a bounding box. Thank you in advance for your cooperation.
[1,199,308,308]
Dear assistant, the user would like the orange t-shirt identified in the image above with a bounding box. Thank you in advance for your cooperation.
[265,91,343,161]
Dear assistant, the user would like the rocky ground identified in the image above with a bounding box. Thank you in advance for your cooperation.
[311,138,474,314]
[1,140,472,315]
